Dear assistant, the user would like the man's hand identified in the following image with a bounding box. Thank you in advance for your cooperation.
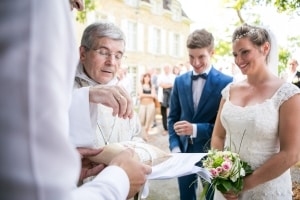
[89,85,133,119]
[174,120,193,136]
[77,147,105,184]
[109,148,152,199]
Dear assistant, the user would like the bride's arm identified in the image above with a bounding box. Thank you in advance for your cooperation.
[243,93,300,191]
[211,98,226,150]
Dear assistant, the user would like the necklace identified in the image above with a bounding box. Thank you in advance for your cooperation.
[97,117,117,145]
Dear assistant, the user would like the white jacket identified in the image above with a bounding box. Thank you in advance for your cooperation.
[0,1,129,199]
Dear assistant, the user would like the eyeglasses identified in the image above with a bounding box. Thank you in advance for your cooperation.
[90,47,125,61]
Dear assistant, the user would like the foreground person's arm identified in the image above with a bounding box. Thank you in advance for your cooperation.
[73,148,152,200]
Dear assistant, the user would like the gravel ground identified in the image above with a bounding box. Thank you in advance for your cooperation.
[292,165,300,183]
[291,164,300,200]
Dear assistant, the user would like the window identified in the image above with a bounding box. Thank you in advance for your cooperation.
[148,26,166,55]
[127,22,138,51]
[122,20,144,52]
[172,33,180,56]
[152,0,162,14]
[172,7,181,21]
[153,27,162,54]
[169,32,183,57]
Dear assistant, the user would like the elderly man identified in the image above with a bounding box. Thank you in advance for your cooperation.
[69,22,143,149]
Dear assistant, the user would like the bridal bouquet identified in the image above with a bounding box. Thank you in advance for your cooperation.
[200,148,252,197]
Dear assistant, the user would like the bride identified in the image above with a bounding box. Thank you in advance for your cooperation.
[211,24,300,199]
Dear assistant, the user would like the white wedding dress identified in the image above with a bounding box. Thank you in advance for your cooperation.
[215,82,300,200]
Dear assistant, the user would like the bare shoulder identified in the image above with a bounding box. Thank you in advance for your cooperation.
[228,80,248,92]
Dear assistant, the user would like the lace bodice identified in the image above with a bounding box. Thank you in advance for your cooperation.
[220,82,300,199]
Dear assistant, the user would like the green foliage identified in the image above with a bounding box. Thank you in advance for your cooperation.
[241,0,300,13]
[76,0,96,23]
[270,0,300,12]
[215,40,232,57]
[278,48,291,74]
[214,177,242,194]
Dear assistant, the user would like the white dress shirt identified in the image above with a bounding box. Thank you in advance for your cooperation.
[191,66,212,138]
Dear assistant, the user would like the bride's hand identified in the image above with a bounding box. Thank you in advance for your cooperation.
[223,191,239,200]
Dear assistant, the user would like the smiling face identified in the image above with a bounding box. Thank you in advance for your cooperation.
[188,47,213,74]
[80,37,125,84]
[232,37,269,75]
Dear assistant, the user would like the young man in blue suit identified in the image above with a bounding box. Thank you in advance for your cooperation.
[168,29,233,200]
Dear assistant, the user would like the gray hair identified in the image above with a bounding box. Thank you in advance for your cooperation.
[80,22,126,49]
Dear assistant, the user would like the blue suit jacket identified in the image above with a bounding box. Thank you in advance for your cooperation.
[168,67,233,153]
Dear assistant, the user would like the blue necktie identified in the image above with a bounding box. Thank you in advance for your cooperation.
[192,73,207,80]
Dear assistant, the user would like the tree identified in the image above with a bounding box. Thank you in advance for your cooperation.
[278,48,291,74]
[259,0,300,13]
[76,0,96,23]
[223,0,300,24]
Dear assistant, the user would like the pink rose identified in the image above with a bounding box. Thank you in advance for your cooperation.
[222,161,232,171]
[210,168,219,177]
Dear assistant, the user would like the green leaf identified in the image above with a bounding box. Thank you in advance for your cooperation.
[200,183,209,200]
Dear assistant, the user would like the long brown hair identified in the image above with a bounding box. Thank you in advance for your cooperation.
[141,73,152,87]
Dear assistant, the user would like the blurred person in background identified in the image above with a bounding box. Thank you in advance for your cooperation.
[149,67,160,128]
[118,65,134,95]
[157,64,176,136]
[173,65,181,76]
[280,58,300,88]
[138,73,156,141]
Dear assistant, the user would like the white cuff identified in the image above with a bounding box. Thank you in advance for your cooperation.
[191,124,197,138]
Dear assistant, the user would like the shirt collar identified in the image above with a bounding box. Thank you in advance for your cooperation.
[192,65,212,76]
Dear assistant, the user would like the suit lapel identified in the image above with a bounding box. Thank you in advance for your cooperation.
[184,72,195,115]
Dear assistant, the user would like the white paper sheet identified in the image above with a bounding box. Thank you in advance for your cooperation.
[147,153,210,181]
[140,153,211,199]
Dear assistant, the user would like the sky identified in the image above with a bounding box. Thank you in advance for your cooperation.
[178,0,300,58]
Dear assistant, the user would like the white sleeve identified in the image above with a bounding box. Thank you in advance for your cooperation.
[71,166,130,200]
[0,1,130,200]
[69,87,96,147]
